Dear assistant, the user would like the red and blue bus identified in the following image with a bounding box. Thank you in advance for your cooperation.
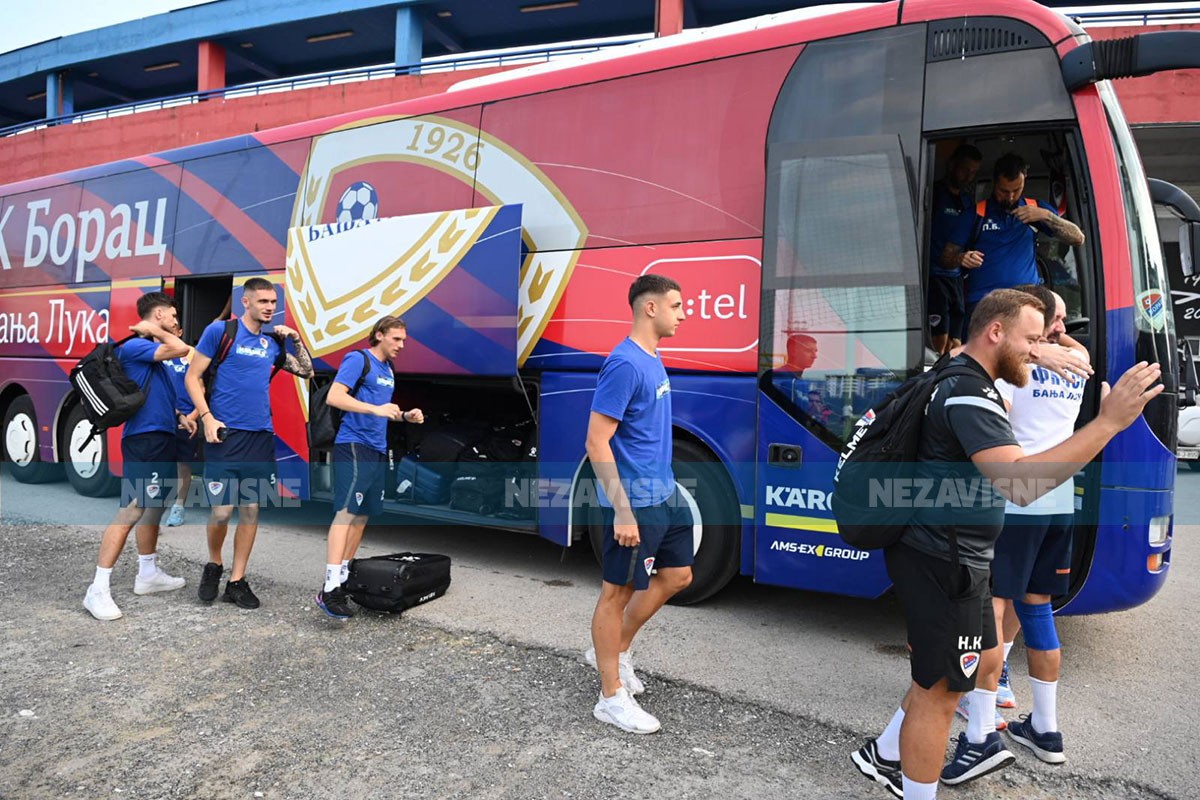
[2,0,1197,607]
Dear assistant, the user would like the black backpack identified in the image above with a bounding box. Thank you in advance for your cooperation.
[203,319,287,396]
[69,334,152,444]
[831,359,978,550]
[309,350,374,451]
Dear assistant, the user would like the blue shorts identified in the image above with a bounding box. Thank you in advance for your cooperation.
[991,513,1074,599]
[120,432,176,509]
[601,488,695,590]
[333,442,386,517]
[204,429,277,507]
[175,428,202,466]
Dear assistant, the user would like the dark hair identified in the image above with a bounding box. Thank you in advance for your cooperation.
[1013,284,1056,330]
[967,288,1045,339]
[243,277,275,294]
[136,291,174,320]
[950,144,983,164]
[628,274,681,309]
[993,152,1029,184]
[369,315,406,344]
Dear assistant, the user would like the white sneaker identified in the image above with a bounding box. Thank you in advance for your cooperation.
[163,505,185,527]
[593,687,661,734]
[134,569,186,595]
[584,647,646,695]
[83,585,122,621]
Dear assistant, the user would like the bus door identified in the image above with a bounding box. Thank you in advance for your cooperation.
[754,136,924,597]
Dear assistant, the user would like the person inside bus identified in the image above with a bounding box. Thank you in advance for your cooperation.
[163,319,201,528]
[851,288,1160,799]
[928,144,982,355]
[943,153,1085,339]
[777,331,819,406]
[315,315,424,620]
[83,292,190,621]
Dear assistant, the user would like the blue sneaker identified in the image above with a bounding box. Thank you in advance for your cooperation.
[1006,714,1066,764]
[996,661,1017,708]
[940,731,1015,785]
[955,693,1008,731]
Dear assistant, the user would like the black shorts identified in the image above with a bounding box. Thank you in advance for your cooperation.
[885,542,997,692]
[204,429,277,507]
[175,428,202,466]
[333,442,387,517]
[600,488,695,591]
[927,275,964,338]
[991,513,1074,599]
[120,432,176,509]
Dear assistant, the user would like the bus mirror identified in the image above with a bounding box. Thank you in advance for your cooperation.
[1180,338,1198,407]
[1181,221,1199,279]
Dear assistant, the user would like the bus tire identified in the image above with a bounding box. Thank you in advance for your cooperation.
[3,394,62,484]
[63,403,120,497]
[585,439,741,605]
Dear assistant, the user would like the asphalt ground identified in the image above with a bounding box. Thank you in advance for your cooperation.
[1,468,1196,799]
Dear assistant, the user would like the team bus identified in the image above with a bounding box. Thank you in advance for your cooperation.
[2,0,1198,608]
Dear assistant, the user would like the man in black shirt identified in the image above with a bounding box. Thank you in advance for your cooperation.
[852,289,1161,799]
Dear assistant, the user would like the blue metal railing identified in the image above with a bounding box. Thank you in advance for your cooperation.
[4,6,1200,140]
[0,37,644,139]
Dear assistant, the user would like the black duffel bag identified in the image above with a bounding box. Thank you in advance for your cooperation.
[344,552,451,613]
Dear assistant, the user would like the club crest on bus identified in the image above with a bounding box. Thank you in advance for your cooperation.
[1137,289,1166,332]
[290,114,588,365]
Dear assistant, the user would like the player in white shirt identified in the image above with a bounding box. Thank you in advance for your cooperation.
[967,285,1089,766]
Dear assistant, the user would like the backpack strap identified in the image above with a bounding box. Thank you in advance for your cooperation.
[204,319,240,394]
[268,332,287,382]
[347,350,373,398]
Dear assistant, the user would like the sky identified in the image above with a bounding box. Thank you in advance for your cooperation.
[2,0,1198,57]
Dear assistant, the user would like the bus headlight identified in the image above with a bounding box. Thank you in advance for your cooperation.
[1149,515,1172,547]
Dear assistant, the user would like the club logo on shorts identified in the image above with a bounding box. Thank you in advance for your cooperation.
[644,557,655,576]
[146,483,160,499]
[960,652,980,678]
[208,481,225,495]
[928,314,942,327]
[355,491,364,506]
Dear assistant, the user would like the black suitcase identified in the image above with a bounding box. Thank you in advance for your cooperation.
[345,552,452,613]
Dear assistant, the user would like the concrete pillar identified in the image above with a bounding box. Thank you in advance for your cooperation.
[198,41,226,94]
[45,71,74,118]
[656,0,685,36]
[395,5,423,73]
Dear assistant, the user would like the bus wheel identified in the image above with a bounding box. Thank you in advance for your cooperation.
[64,404,119,497]
[585,439,741,605]
[2,395,62,484]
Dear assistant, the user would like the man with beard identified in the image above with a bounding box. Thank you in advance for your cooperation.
[945,153,1084,339]
[852,288,1161,799]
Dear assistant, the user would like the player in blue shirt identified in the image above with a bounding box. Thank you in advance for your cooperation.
[927,144,982,355]
[585,274,690,735]
[946,153,1085,339]
[162,320,200,528]
[83,292,190,621]
[185,277,313,609]
[314,316,425,619]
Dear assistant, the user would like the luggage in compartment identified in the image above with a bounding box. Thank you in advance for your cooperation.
[394,455,453,505]
[345,552,451,613]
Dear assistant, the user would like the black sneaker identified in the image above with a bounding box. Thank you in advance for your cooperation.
[222,578,261,609]
[198,562,223,603]
[940,731,1015,785]
[851,738,902,798]
[315,586,355,619]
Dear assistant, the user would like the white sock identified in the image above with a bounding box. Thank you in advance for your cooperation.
[876,707,905,762]
[339,560,350,584]
[1030,676,1059,733]
[137,553,157,579]
[967,688,997,743]
[92,566,112,591]
[323,564,341,593]
[1003,641,1014,662]
[902,774,938,800]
